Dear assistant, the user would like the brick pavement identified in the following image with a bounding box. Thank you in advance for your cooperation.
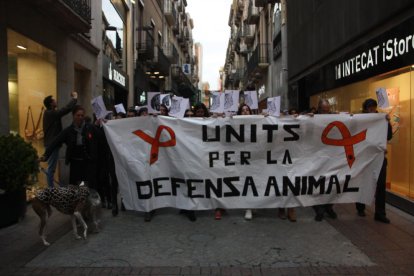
[0,202,413,275]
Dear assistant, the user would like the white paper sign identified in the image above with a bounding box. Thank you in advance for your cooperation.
[223,90,240,112]
[243,91,258,109]
[210,91,224,113]
[160,94,171,108]
[147,92,161,114]
[91,95,111,119]
[103,114,387,212]
[169,96,189,118]
[376,88,390,109]
[114,103,126,115]
[267,96,281,116]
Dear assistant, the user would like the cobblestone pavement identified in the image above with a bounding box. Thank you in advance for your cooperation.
[0,202,413,275]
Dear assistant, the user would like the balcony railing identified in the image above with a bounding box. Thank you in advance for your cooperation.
[62,0,91,23]
[247,0,259,25]
[164,0,177,26]
[153,46,171,76]
[31,0,91,33]
[177,0,183,12]
[241,24,255,43]
[255,0,279,7]
[137,30,155,61]
[247,43,269,76]
[163,42,179,64]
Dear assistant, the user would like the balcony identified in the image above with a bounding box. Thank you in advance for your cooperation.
[235,0,244,14]
[238,42,250,56]
[149,46,171,76]
[232,69,243,84]
[136,30,155,62]
[164,0,177,26]
[255,0,279,7]
[163,42,179,64]
[241,24,255,45]
[31,0,91,33]
[247,43,269,79]
[246,0,259,25]
[177,0,183,12]
[172,22,180,35]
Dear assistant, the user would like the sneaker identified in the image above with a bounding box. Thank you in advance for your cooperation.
[278,208,286,220]
[244,209,253,220]
[357,210,366,217]
[215,209,222,220]
[375,214,390,224]
[287,208,296,222]
[326,207,337,219]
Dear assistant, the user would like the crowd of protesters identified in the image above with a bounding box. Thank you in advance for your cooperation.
[39,94,392,224]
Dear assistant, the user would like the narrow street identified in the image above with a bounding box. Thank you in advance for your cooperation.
[1,203,413,275]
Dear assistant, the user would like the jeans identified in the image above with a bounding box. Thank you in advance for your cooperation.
[46,148,59,188]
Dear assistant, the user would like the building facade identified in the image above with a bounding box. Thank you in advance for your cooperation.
[287,0,414,213]
[0,0,102,187]
[134,0,198,107]
[223,0,279,110]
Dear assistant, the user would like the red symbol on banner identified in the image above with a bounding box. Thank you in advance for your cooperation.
[133,125,176,165]
[321,121,367,168]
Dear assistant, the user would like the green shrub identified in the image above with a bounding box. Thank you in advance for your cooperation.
[0,134,39,193]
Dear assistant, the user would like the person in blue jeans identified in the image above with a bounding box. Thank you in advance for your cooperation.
[42,92,77,187]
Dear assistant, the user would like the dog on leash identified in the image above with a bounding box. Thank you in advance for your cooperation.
[32,182,101,246]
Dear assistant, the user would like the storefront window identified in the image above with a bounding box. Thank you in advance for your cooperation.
[310,67,414,200]
[7,29,57,195]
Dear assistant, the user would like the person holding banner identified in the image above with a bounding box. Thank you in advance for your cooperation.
[193,103,226,220]
[160,104,169,116]
[127,107,137,117]
[355,98,392,224]
[237,104,255,220]
[138,107,148,117]
[193,102,210,117]
[40,105,102,190]
[313,99,338,221]
[184,109,194,117]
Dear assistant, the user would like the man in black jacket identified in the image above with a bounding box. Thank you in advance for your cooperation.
[41,105,102,190]
[43,92,77,187]
[355,98,392,223]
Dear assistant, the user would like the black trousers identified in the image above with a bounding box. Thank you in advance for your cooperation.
[356,158,387,216]
[69,159,98,189]
[313,204,334,216]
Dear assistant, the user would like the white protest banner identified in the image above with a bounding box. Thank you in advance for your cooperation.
[224,90,240,112]
[210,91,224,113]
[91,95,111,119]
[376,88,390,109]
[267,96,281,116]
[169,96,189,118]
[147,92,161,114]
[243,91,258,109]
[103,114,388,212]
[114,103,126,115]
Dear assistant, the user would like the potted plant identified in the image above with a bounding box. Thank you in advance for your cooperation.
[0,134,39,228]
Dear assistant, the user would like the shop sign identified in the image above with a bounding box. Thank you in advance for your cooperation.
[333,16,414,82]
[109,62,126,87]
[304,16,414,96]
